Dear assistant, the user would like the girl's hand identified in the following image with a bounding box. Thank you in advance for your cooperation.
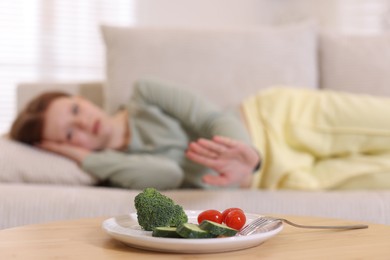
[185,136,260,188]
[37,141,91,164]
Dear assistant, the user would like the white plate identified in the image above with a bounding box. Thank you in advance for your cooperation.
[102,210,283,254]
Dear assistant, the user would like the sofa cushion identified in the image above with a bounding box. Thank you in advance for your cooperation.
[1,185,390,229]
[101,22,318,113]
[0,138,97,185]
[320,32,390,96]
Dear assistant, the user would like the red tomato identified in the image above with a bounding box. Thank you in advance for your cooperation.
[225,210,246,230]
[197,209,223,224]
[221,208,244,223]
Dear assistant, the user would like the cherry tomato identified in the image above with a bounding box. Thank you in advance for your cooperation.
[225,210,246,230]
[197,209,223,224]
[221,208,244,223]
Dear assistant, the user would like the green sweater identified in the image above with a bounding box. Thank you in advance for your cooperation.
[81,79,252,190]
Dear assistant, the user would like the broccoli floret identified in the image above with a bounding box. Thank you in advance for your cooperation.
[170,204,189,227]
[134,188,188,231]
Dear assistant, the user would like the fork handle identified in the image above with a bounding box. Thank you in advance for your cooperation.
[279,218,369,230]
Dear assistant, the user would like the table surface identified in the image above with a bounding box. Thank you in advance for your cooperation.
[0,215,389,259]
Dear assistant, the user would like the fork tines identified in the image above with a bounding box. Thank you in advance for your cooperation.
[239,217,278,236]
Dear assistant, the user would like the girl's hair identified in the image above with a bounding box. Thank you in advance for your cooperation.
[9,91,70,145]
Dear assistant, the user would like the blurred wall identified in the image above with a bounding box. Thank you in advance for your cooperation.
[133,0,338,27]
[133,0,389,34]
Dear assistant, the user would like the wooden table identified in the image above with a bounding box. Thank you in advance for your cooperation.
[0,215,389,259]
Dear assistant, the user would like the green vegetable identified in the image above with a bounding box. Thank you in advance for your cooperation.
[134,188,188,231]
[152,227,182,238]
[176,223,216,238]
[199,220,238,237]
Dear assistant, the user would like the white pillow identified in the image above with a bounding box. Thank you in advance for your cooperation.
[101,22,318,113]
[320,32,390,96]
[0,138,97,185]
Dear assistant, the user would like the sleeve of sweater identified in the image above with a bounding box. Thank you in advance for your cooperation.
[81,79,255,189]
[81,151,184,190]
[132,79,252,144]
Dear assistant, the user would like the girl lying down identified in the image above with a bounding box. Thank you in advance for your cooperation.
[10,79,390,190]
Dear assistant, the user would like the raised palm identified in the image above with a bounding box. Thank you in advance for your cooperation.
[185,135,260,187]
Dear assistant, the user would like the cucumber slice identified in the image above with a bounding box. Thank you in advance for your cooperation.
[152,227,182,238]
[199,220,238,237]
[176,223,216,238]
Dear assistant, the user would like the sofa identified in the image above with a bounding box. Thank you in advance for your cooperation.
[1,21,390,230]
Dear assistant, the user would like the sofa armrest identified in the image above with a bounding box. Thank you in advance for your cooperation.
[16,81,104,112]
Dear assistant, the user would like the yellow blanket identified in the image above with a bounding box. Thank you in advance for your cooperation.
[242,87,390,190]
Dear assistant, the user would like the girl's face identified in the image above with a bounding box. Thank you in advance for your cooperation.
[42,96,113,150]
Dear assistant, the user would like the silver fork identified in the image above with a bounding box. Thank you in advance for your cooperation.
[238,216,369,236]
